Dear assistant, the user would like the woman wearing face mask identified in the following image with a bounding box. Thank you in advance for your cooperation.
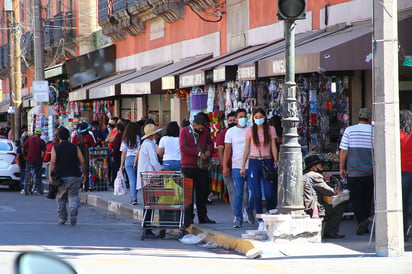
[240,108,278,228]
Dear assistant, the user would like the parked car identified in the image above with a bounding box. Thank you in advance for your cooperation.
[0,138,20,190]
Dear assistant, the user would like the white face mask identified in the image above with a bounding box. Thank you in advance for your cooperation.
[238,117,248,127]
[254,118,265,126]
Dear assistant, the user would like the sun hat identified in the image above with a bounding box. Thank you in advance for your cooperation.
[78,122,91,133]
[34,128,42,135]
[142,124,162,140]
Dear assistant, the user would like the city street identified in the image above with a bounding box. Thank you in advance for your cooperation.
[1,188,412,274]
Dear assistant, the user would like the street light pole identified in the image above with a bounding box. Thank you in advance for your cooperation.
[277,20,304,214]
[6,0,21,141]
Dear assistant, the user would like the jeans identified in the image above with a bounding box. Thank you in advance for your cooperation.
[25,161,43,194]
[248,158,278,215]
[163,160,181,171]
[181,167,210,226]
[402,171,412,234]
[232,168,253,220]
[19,169,25,190]
[222,175,235,213]
[56,177,82,221]
[347,175,374,224]
[125,156,137,200]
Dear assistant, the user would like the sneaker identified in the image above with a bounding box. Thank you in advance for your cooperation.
[20,189,25,195]
[245,208,256,224]
[69,208,77,226]
[130,199,137,205]
[233,218,243,228]
[58,219,66,225]
[258,221,265,231]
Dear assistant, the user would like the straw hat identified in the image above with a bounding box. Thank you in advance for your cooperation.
[142,124,162,140]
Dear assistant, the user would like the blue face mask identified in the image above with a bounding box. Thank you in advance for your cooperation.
[254,118,265,126]
[238,117,248,128]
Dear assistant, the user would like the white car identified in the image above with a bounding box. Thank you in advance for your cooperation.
[0,138,20,190]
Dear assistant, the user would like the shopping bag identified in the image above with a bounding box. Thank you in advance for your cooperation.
[157,177,183,204]
[114,169,127,196]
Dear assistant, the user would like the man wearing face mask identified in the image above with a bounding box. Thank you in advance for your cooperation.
[180,112,215,227]
[216,111,236,214]
[303,154,346,239]
[223,108,255,228]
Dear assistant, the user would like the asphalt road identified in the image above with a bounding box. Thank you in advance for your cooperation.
[1,188,412,274]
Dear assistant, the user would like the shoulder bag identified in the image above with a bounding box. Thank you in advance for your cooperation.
[191,127,212,170]
[258,148,276,182]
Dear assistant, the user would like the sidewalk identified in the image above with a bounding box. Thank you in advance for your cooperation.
[78,187,412,258]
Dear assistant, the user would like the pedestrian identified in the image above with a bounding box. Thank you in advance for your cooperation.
[22,128,46,195]
[49,127,86,226]
[399,110,412,241]
[240,107,278,229]
[43,136,59,184]
[72,122,97,190]
[91,120,104,146]
[217,112,236,214]
[15,140,26,192]
[20,125,29,145]
[339,107,374,235]
[120,123,141,205]
[137,124,163,237]
[111,123,125,187]
[158,121,181,171]
[180,112,216,226]
[223,108,255,228]
[303,153,346,239]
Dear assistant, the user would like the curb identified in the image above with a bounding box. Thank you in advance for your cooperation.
[79,192,257,256]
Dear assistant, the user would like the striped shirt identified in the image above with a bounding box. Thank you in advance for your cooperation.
[339,123,374,177]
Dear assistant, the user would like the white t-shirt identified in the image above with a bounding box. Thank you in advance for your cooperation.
[225,126,249,169]
[120,136,140,157]
[158,136,181,161]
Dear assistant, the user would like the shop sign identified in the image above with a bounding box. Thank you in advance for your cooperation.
[121,82,151,95]
[238,64,256,80]
[213,67,226,82]
[32,80,49,102]
[179,71,204,88]
[272,59,286,75]
[162,76,176,90]
[69,89,87,101]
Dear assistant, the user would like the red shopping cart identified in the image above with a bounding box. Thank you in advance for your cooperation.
[140,171,193,240]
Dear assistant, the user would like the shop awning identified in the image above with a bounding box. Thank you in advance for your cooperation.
[69,69,136,101]
[121,55,212,94]
[45,63,66,80]
[0,102,9,113]
[258,23,373,77]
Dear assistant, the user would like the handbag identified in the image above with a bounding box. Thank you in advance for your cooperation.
[191,127,212,170]
[258,149,276,182]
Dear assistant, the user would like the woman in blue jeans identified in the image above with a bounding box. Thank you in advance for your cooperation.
[120,123,141,205]
[158,121,181,172]
[241,108,278,227]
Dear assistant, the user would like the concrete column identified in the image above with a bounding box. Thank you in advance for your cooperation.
[373,0,404,256]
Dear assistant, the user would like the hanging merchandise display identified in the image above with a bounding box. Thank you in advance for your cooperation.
[27,105,58,142]
[88,147,109,191]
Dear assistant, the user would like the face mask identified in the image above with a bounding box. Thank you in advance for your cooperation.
[238,118,248,128]
[194,129,202,134]
[254,118,265,126]
[315,168,323,175]
[228,123,236,128]
[109,123,115,128]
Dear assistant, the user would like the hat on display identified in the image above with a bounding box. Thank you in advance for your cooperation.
[78,122,91,133]
[34,128,42,135]
[304,154,323,171]
[142,124,162,140]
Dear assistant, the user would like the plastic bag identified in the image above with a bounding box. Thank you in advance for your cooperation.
[179,232,207,244]
[157,177,183,204]
[114,169,127,196]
